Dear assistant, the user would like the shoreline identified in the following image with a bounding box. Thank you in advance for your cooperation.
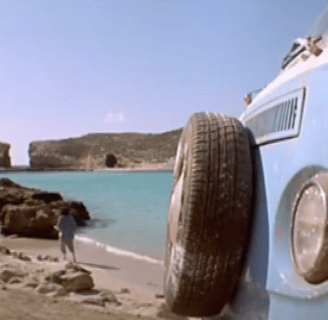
[0,236,171,319]
[0,165,174,173]
[75,235,164,265]
[0,173,174,319]
[0,167,93,173]
[0,236,164,292]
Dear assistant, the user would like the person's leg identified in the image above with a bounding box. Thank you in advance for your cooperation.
[60,237,66,260]
[66,239,76,263]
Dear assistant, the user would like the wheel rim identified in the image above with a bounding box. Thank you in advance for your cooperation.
[167,139,187,260]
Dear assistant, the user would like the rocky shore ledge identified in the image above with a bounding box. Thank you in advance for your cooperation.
[0,246,97,296]
[0,178,90,238]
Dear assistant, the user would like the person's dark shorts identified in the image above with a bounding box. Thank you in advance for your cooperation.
[60,237,74,253]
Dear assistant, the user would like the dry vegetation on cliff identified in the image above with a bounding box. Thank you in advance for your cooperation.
[29,129,182,170]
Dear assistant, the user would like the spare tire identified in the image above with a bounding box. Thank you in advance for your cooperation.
[164,112,253,317]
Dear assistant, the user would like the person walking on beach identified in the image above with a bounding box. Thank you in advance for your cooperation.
[55,208,77,263]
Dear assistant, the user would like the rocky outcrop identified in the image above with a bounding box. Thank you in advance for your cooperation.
[0,178,90,238]
[0,250,94,295]
[0,246,168,317]
[0,142,11,168]
[28,129,182,170]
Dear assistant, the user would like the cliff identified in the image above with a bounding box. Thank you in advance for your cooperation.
[0,142,11,168]
[29,129,182,170]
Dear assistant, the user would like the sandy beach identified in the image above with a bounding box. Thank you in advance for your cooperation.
[0,237,181,320]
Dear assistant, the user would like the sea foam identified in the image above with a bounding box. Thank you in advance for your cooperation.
[76,235,164,266]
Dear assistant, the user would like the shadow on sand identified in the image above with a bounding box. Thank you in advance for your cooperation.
[78,261,119,271]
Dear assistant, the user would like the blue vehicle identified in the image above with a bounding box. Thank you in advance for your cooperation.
[163,5,328,319]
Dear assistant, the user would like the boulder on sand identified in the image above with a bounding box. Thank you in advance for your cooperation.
[0,245,10,255]
[0,269,27,283]
[8,277,23,284]
[60,272,94,292]
[45,263,94,293]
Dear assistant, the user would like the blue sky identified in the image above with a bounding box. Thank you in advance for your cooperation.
[0,0,326,165]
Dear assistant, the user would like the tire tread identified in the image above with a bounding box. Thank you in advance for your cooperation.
[164,112,253,317]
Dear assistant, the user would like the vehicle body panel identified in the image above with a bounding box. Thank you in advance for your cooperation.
[215,15,328,318]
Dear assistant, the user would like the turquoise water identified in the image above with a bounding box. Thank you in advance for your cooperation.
[0,171,173,262]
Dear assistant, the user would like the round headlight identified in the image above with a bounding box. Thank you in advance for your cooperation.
[291,173,328,284]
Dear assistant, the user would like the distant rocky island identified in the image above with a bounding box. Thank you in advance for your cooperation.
[0,142,11,169]
[25,129,181,170]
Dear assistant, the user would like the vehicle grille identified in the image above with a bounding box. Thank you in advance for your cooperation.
[244,88,306,146]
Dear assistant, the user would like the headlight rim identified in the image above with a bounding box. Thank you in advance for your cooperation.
[291,174,328,284]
